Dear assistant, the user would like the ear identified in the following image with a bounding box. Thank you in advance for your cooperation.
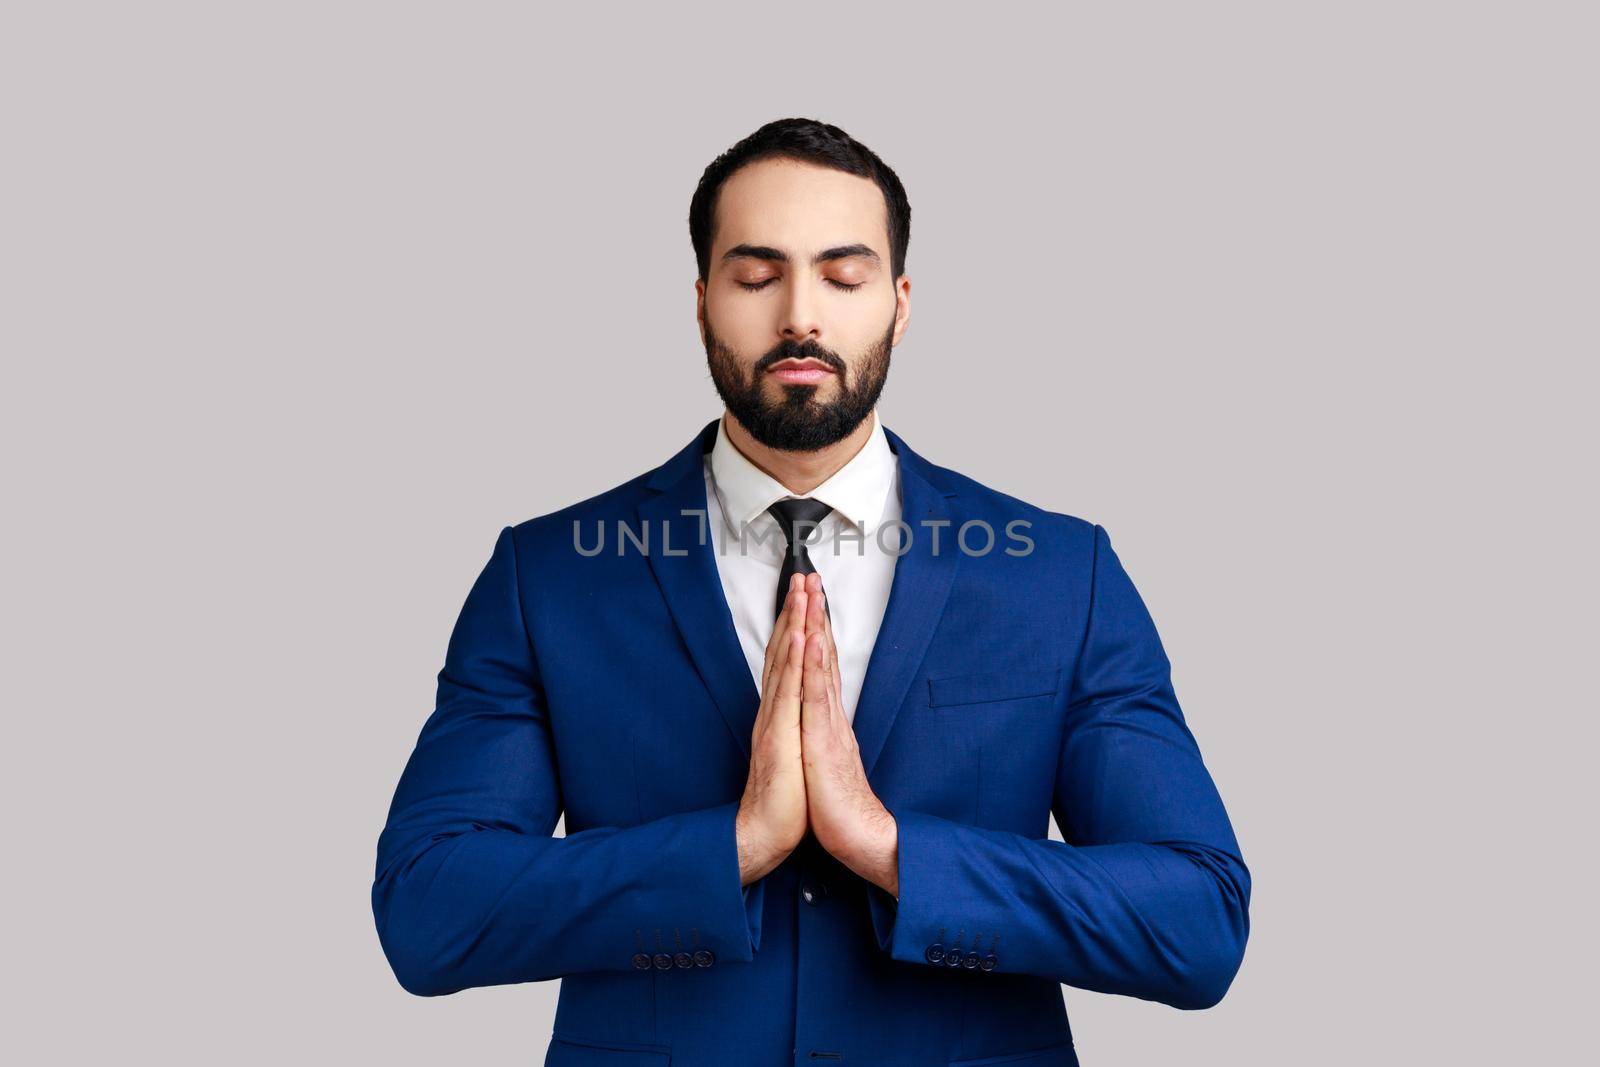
[694,278,707,345]
[891,274,911,345]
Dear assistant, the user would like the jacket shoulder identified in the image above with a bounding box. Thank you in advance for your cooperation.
[503,465,668,558]
[923,457,1100,552]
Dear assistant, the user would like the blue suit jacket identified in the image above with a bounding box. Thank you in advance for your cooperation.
[373,419,1250,1066]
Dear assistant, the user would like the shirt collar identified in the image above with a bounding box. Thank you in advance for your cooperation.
[707,408,897,536]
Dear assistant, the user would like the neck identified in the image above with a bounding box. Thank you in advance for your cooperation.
[721,409,877,496]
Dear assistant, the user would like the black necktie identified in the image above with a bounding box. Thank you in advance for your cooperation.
[768,497,834,622]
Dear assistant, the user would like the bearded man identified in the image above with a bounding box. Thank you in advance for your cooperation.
[373,116,1250,1067]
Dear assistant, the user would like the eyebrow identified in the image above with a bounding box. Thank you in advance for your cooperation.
[721,243,881,268]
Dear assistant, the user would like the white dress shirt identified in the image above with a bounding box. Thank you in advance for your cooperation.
[702,408,902,725]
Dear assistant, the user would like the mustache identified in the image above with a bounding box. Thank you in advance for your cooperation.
[753,340,847,375]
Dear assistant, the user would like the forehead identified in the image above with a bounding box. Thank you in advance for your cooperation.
[713,157,888,258]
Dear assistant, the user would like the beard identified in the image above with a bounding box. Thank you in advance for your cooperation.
[703,316,894,452]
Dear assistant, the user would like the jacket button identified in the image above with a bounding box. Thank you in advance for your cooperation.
[980,953,998,972]
[631,953,652,970]
[962,951,980,969]
[924,943,946,964]
[693,949,715,968]
[652,953,673,970]
[674,951,693,969]
[801,880,828,905]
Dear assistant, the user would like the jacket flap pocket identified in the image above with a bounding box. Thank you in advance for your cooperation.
[927,666,1061,708]
[949,1037,1078,1066]
[547,1035,671,1065]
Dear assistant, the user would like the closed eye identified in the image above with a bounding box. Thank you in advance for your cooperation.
[737,278,864,292]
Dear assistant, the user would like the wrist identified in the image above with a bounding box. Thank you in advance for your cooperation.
[735,809,791,886]
[836,810,898,897]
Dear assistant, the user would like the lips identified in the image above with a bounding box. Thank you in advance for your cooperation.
[767,359,836,385]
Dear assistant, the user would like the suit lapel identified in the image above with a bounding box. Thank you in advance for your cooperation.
[637,419,763,760]
[636,419,960,776]
[853,426,960,781]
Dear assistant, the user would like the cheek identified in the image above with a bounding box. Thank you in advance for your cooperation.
[836,298,896,355]
[707,302,772,352]
[838,288,897,333]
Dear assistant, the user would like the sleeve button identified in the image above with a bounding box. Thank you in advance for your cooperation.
[962,951,980,969]
[924,943,946,964]
[631,953,652,970]
[980,953,998,972]
[674,951,693,969]
[652,953,673,970]
[693,949,716,968]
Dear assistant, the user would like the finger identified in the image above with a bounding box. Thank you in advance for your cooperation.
[810,572,835,660]
[801,630,830,734]
[804,571,827,640]
[805,574,843,719]
[763,574,800,682]
[761,574,801,695]
[818,588,845,719]
[759,578,786,690]
[762,577,808,701]
[831,657,844,726]
[775,627,805,728]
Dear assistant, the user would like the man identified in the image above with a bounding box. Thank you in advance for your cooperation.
[373,117,1250,1067]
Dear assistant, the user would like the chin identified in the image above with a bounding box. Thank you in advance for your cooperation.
[766,380,834,400]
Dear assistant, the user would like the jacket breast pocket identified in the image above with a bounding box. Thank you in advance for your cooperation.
[926,666,1061,709]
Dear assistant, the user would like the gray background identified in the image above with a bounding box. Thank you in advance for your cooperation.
[4,2,1594,1063]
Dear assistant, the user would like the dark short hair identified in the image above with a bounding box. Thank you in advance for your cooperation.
[688,117,911,284]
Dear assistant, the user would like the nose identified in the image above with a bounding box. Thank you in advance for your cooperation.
[779,277,822,343]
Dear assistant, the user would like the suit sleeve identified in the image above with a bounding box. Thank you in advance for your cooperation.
[372,526,767,996]
[865,523,1250,1010]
